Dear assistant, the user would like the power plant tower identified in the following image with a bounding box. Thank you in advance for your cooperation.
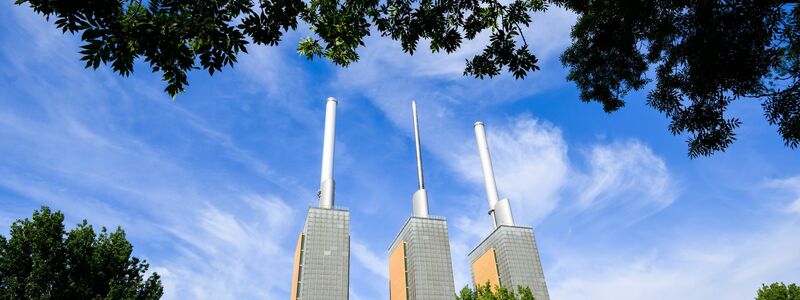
[388,101,456,300]
[291,97,350,300]
[467,122,550,300]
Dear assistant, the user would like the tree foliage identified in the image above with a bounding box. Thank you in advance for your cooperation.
[556,1,800,157]
[0,206,163,299]
[456,283,536,300]
[12,0,800,157]
[758,282,800,300]
[14,0,543,98]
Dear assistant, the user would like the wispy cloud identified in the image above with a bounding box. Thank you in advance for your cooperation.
[451,116,570,226]
[790,199,800,215]
[764,176,800,215]
[446,117,676,231]
[339,6,575,81]
[158,197,296,300]
[570,140,678,225]
[0,100,301,299]
[351,238,389,280]
[444,117,678,290]
[549,217,800,300]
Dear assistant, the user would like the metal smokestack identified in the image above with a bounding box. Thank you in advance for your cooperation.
[474,122,500,211]
[473,122,514,227]
[411,101,430,217]
[413,101,425,190]
[319,97,337,209]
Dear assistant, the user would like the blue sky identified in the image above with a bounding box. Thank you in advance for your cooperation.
[1,3,799,300]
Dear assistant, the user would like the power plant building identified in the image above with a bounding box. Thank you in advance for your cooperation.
[468,225,548,299]
[291,98,350,300]
[388,102,456,300]
[468,122,550,300]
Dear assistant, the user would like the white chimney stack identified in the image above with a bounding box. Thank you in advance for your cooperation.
[411,101,430,217]
[319,97,337,209]
[473,122,514,227]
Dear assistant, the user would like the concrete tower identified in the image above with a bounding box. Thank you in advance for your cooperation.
[388,101,456,300]
[291,97,350,300]
[467,122,549,300]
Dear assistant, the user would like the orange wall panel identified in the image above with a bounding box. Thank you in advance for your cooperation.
[471,248,500,290]
[389,241,407,300]
[290,233,304,300]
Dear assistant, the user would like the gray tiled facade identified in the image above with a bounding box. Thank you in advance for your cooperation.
[389,217,456,300]
[468,225,549,300]
[296,207,350,300]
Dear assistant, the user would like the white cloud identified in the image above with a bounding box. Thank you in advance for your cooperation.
[452,117,570,226]
[790,200,800,215]
[570,140,677,224]
[765,176,800,215]
[158,197,296,300]
[549,218,800,300]
[445,119,675,230]
[351,239,389,280]
[344,6,576,80]
[235,43,322,127]
[444,119,679,291]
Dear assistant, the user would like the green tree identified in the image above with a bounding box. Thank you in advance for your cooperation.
[0,206,163,299]
[456,282,536,300]
[757,282,800,300]
[12,0,800,157]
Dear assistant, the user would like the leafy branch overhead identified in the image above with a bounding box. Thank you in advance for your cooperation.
[15,0,544,97]
[13,0,800,157]
[558,1,799,157]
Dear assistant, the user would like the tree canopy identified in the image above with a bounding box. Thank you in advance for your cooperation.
[0,206,163,299]
[558,1,799,157]
[456,283,536,300]
[758,282,800,300]
[13,0,800,157]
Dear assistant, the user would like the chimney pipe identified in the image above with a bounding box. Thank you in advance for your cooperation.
[319,97,337,208]
[411,101,429,217]
[474,122,514,227]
